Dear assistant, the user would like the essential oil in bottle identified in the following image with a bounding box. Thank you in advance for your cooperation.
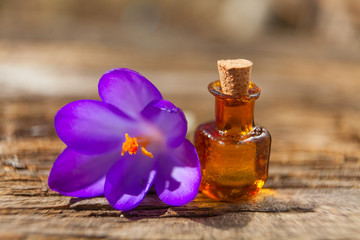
[195,59,271,201]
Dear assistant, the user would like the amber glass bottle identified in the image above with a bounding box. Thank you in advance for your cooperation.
[195,81,271,201]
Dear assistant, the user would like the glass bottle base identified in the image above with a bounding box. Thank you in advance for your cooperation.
[201,179,265,201]
[195,122,271,202]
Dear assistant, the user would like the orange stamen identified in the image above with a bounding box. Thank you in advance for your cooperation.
[121,133,138,156]
[121,133,153,158]
[141,147,153,158]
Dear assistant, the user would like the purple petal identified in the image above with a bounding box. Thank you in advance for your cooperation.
[98,68,163,117]
[48,148,120,198]
[55,100,135,155]
[141,100,187,148]
[104,153,157,211]
[155,139,201,206]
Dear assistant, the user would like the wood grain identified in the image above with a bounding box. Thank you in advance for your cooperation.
[0,92,359,240]
[0,42,359,239]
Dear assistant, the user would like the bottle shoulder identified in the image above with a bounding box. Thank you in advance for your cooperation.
[195,121,271,142]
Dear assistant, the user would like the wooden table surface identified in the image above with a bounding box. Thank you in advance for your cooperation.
[0,41,359,239]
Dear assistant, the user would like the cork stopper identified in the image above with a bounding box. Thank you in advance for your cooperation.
[217,59,253,96]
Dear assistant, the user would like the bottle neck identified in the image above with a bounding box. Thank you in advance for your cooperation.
[215,97,255,135]
[208,80,260,135]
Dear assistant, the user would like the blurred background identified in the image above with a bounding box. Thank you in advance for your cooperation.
[0,0,359,157]
[1,0,359,94]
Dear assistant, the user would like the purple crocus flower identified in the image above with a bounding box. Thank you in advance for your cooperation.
[48,68,201,211]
